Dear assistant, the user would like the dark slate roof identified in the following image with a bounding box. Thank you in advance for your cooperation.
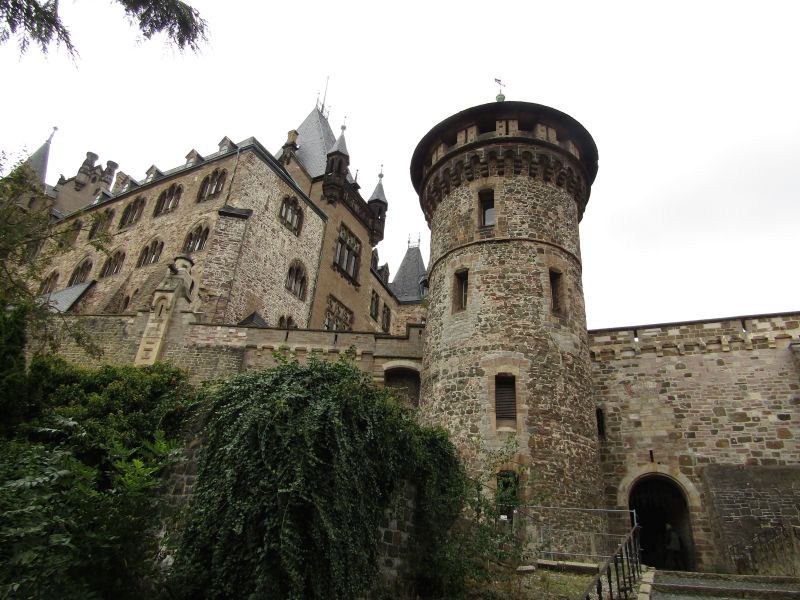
[389,246,427,302]
[238,312,269,327]
[368,175,387,203]
[276,107,337,178]
[329,130,349,156]
[25,138,51,186]
[44,281,94,313]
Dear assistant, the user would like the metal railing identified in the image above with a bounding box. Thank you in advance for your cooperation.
[581,526,642,600]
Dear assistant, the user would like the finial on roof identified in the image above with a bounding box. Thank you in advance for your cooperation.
[494,77,506,102]
[379,164,383,179]
[321,75,329,113]
[47,126,58,144]
[341,115,346,132]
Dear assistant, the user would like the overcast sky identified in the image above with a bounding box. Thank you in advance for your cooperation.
[3,0,798,330]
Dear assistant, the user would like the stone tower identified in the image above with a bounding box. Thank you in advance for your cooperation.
[410,101,600,508]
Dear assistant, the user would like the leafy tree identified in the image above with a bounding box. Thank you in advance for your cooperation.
[0,0,207,55]
[0,354,198,599]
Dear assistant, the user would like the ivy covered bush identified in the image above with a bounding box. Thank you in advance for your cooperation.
[0,351,197,599]
[169,355,467,600]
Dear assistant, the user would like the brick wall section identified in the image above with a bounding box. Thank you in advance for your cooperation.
[590,312,800,569]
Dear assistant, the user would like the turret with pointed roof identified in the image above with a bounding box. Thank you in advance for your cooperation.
[367,169,388,242]
[24,128,57,190]
[390,243,428,303]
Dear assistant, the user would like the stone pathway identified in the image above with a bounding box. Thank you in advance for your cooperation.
[637,570,800,600]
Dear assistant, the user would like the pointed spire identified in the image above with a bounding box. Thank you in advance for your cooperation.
[368,165,387,204]
[25,127,57,186]
[329,123,349,156]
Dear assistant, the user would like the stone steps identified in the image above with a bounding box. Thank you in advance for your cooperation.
[639,570,800,599]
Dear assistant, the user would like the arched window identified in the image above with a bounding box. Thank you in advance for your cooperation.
[119,197,146,228]
[99,251,125,278]
[39,271,59,295]
[284,261,307,300]
[59,220,82,248]
[278,315,296,329]
[88,209,115,240]
[278,196,303,235]
[68,259,93,286]
[154,184,182,216]
[183,224,210,253]
[197,169,227,202]
[136,239,164,267]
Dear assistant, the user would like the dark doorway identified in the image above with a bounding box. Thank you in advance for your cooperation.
[384,368,420,407]
[629,476,694,570]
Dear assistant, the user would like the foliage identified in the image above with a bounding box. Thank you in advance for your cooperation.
[0,350,198,599]
[0,0,207,55]
[0,154,103,354]
[169,355,468,600]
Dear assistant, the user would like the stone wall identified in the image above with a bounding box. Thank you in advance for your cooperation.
[590,312,800,569]
[37,313,147,366]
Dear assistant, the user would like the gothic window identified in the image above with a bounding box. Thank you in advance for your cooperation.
[136,239,164,267]
[322,295,353,332]
[183,224,210,253]
[453,269,468,311]
[278,196,303,235]
[278,315,296,329]
[479,189,495,227]
[549,269,565,316]
[495,374,516,429]
[119,197,146,228]
[381,304,391,333]
[59,220,82,247]
[88,209,115,240]
[68,259,93,286]
[21,239,43,263]
[99,250,125,278]
[197,169,227,202]
[284,261,307,301]
[333,224,361,282]
[370,290,379,320]
[39,271,59,295]
[154,184,182,216]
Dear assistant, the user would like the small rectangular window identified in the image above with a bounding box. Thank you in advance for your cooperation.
[495,375,516,428]
[454,269,468,311]
[549,269,564,316]
[479,189,495,227]
[596,407,606,440]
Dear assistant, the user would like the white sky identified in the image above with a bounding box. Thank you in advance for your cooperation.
[3,0,799,330]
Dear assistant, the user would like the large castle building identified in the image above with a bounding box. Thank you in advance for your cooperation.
[23,99,800,574]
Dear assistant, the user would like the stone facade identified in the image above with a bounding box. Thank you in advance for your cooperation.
[29,100,800,573]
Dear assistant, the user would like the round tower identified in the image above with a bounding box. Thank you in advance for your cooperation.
[411,101,600,509]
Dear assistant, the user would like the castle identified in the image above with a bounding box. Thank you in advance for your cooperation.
[23,99,800,574]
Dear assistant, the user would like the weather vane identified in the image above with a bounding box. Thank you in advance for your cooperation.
[494,78,506,102]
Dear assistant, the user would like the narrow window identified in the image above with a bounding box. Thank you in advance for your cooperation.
[549,269,564,316]
[496,471,519,522]
[479,189,495,227]
[370,291,379,320]
[596,407,606,440]
[495,374,516,428]
[453,269,468,311]
[381,304,391,333]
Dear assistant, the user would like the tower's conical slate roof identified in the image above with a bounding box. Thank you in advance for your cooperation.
[25,135,53,186]
[389,245,427,302]
[368,174,387,203]
[329,129,349,156]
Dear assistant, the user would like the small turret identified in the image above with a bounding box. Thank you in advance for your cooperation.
[322,124,350,204]
[367,168,388,242]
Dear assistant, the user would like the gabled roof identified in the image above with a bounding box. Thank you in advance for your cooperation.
[389,246,427,302]
[276,107,337,178]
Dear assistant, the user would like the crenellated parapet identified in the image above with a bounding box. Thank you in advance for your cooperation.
[589,312,800,361]
[410,101,598,224]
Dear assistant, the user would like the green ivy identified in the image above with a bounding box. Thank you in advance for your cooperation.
[169,355,468,600]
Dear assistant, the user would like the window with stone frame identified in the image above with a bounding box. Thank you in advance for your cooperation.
[136,239,164,268]
[333,224,361,282]
[99,250,125,278]
[88,209,115,240]
[284,260,307,301]
[183,224,210,253]
[495,374,516,429]
[68,259,92,286]
[479,188,496,227]
[279,196,303,235]
[549,268,565,316]
[278,315,297,329]
[39,271,59,295]
[119,197,146,229]
[453,269,468,311]
[381,304,391,333]
[197,169,227,202]
[59,220,82,248]
[496,470,519,522]
[322,295,353,332]
[153,184,182,216]
[370,290,379,320]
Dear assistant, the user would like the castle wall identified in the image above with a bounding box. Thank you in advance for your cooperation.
[590,312,800,569]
